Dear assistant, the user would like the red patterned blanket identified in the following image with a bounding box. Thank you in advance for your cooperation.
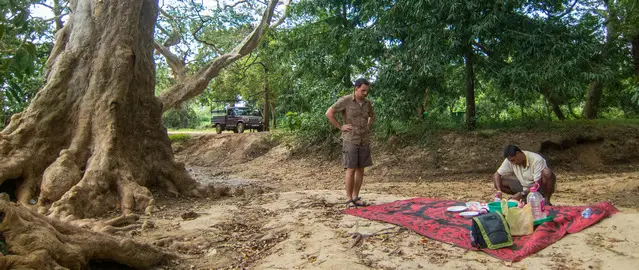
[345,198,617,261]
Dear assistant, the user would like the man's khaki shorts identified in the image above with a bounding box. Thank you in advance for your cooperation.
[342,142,373,168]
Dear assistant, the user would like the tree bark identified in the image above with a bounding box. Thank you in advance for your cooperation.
[0,0,210,220]
[418,88,429,120]
[153,42,186,80]
[583,80,604,119]
[583,1,617,120]
[263,70,270,132]
[271,101,277,129]
[549,101,565,120]
[157,0,280,112]
[0,200,167,269]
[541,88,565,120]
[464,49,476,129]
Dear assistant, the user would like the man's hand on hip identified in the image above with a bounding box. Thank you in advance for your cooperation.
[341,124,353,132]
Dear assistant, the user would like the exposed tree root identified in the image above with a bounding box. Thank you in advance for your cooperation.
[0,199,168,269]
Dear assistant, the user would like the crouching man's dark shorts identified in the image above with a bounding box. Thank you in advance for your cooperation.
[342,142,373,168]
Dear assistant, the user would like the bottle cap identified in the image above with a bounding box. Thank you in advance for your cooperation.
[530,182,539,192]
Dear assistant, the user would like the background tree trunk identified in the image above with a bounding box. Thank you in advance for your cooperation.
[541,88,566,120]
[583,80,604,119]
[271,101,277,129]
[549,101,565,120]
[418,88,429,120]
[0,0,209,220]
[582,1,617,120]
[464,49,476,129]
[263,70,270,132]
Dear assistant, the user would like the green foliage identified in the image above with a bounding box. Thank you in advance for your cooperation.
[283,111,301,131]
[289,110,341,155]
[0,0,53,128]
[162,106,199,129]
[265,0,639,141]
[1,0,638,138]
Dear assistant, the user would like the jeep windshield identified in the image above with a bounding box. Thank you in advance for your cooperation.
[234,108,254,116]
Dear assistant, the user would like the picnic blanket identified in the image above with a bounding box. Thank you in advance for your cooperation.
[345,198,618,261]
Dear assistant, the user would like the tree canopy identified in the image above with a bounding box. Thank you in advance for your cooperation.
[1,0,638,131]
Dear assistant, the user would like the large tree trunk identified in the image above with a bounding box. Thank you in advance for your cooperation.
[583,80,604,119]
[0,0,209,220]
[464,49,476,129]
[0,199,167,269]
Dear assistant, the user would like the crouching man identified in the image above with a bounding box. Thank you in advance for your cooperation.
[494,145,556,205]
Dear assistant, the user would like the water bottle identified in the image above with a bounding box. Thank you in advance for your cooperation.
[582,208,592,218]
[526,183,547,220]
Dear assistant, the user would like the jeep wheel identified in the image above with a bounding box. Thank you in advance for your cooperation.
[237,123,245,133]
[215,124,222,134]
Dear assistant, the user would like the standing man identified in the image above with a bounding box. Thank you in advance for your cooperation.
[494,145,557,205]
[326,78,376,208]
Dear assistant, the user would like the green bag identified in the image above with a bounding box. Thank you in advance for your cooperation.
[470,212,513,249]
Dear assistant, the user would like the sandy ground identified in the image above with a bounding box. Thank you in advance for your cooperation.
[136,132,639,270]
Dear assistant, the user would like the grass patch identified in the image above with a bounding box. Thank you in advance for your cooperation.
[167,128,217,133]
[168,133,191,143]
[370,118,639,148]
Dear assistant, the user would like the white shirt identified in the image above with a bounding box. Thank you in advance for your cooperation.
[497,151,548,189]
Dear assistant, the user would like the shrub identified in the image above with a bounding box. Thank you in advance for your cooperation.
[163,107,199,129]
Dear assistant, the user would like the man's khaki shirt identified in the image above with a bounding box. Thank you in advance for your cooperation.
[331,94,375,144]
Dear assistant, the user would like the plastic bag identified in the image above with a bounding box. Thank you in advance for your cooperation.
[501,199,534,236]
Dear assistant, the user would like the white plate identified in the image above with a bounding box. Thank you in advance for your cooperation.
[446,206,468,212]
[465,201,481,211]
[460,211,479,218]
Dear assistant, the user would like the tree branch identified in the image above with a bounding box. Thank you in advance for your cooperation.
[192,24,222,55]
[37,3,54,9]
[231,0,278,56]
[221,0,251,9]
[189,0,222,55]
[159,8,175,21]
[159,0,280,112]
[154,42,186,80]
[271,0,292,29]
[551,0,579,19]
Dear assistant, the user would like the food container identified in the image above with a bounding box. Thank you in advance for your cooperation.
[487,201,518,213]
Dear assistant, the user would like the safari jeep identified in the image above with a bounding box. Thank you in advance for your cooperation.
[211,107,264,134]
